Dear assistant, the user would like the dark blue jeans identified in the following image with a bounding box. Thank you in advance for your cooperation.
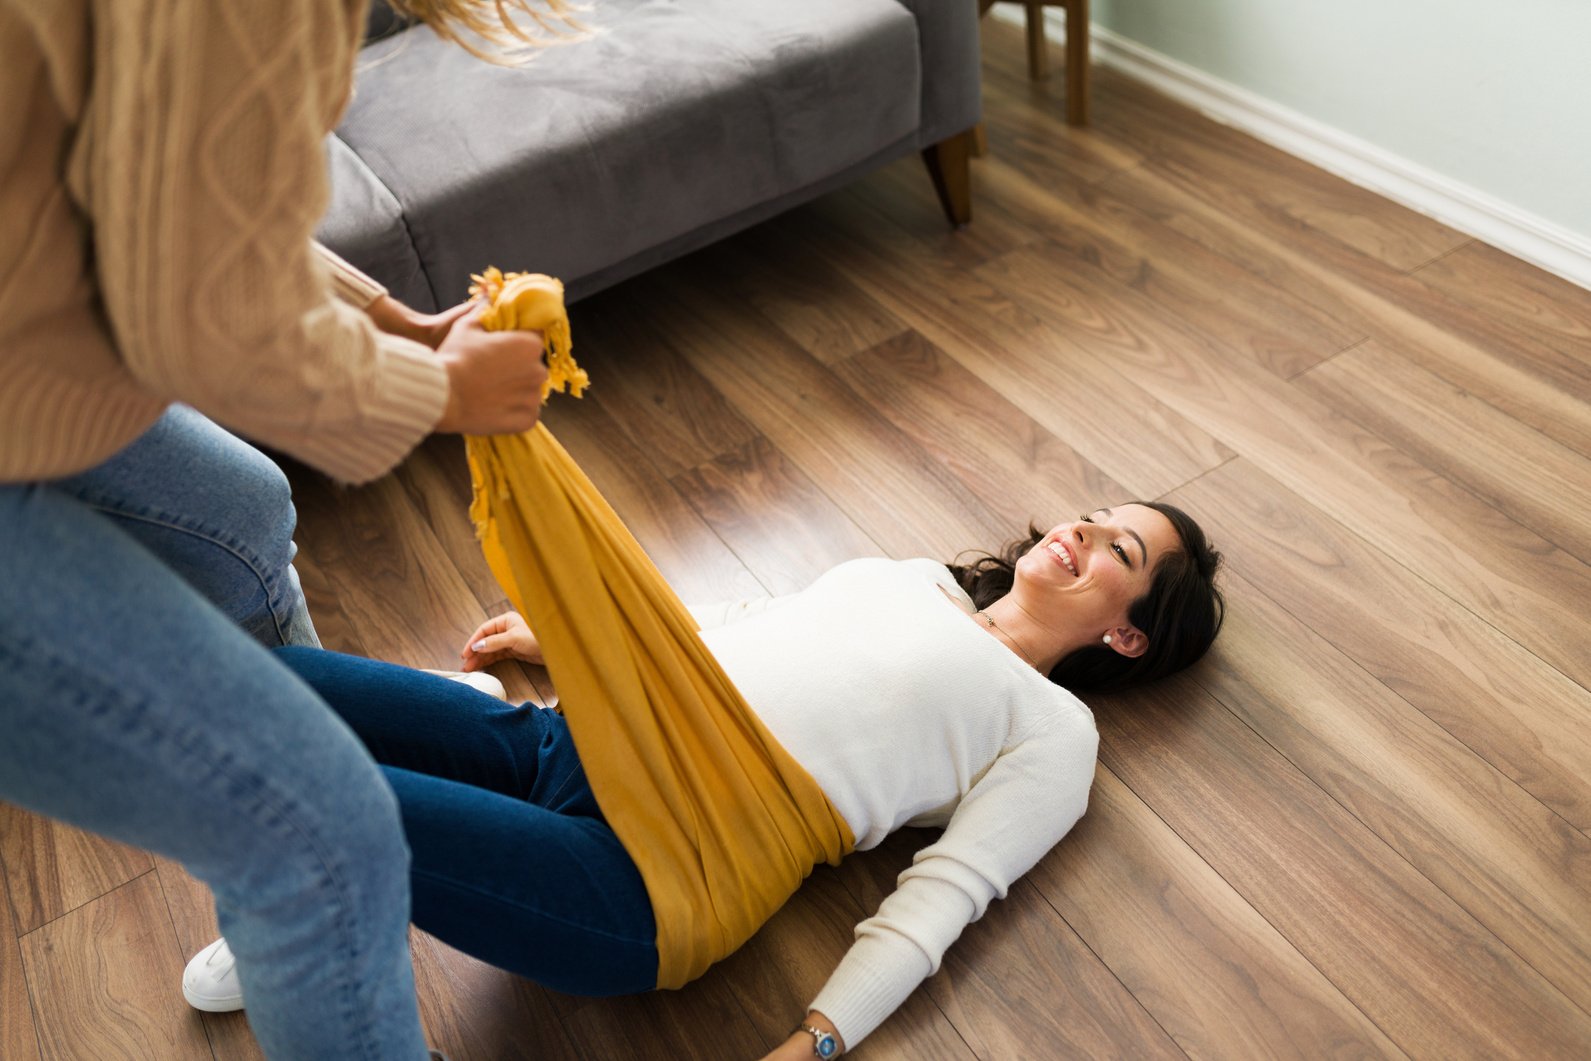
[275,647,659,996]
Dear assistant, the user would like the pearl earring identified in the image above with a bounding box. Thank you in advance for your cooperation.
[1102,634,1113,644]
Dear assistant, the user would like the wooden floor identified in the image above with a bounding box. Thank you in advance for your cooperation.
[6,19,1591,1059]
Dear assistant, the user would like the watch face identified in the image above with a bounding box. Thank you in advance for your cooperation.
[815,1033,839,1058]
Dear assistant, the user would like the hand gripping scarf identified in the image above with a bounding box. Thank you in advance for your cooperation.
[462,269,855,989]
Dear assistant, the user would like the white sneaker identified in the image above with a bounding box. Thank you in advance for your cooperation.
[183,937,244,1012]
[422,669,507,701]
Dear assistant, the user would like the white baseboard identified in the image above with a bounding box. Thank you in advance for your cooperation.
[991,8,1591,290]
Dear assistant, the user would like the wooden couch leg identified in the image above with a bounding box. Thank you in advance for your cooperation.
[922,128,976,228]
[1025,2,1049,80]
[1064,0,1090,125]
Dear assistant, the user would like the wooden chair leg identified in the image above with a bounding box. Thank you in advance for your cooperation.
[986,0,1088,124]
[1024,3,1049,80]
[971,121,989,159]
[1064,0,1090,124]
[922,128,976,228]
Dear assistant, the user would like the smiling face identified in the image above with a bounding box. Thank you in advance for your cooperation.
[1012,504,1182,656]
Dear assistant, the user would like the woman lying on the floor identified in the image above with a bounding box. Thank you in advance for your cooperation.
[184,501,1222,1058]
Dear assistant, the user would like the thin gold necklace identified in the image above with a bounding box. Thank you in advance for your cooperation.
[974,609,1042,670]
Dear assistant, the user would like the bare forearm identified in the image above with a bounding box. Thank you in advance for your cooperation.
[366,294,440,349]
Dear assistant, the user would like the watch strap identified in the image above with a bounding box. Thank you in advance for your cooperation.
[797,1023,840,1058]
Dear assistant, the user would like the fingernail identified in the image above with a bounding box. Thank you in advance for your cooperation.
[473,640,489,652]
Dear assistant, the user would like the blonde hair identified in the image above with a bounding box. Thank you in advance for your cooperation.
[387,0,590,63]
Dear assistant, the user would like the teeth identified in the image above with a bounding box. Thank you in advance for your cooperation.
[1047,541,1077,575]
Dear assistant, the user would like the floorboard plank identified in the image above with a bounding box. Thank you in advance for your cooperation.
[540,390,769,606]
[547,971,769,1061]
[566,290,762,480]
[286,538,371,659]
[0,859,42,1061]
[1031,767,1405,1057]
[0,806,152,937]
[670,435,882,597]
[1413,241,1591,371]
[1187,566,1591,1014]
[408,929,581,1061]
[967,25,1145,186]
[930,878,1184,1060]
[1299,339,1591,564]
[970,141,1363,377]
[833,328,1127,528]
[786,190,1236,498]
[395,435,507,614]
[1082,95,1591,402]
[696,227,911,365]
[1173,459,1591,831]
[638,264,1011,561]
[20,874,211,1061]
[1096,675,1591,1056]
[1055,59,1473,273]
[1096,165,1591,455]
[849,153,1049,270]
[288,469,488,671]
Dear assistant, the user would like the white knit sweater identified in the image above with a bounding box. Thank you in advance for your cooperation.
[690,558,1100,1049]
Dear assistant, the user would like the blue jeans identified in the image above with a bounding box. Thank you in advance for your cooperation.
[276,647,661,996]
[0,407,428,1060]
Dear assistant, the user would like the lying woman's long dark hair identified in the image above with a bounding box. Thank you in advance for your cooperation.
[947,501,1224,692]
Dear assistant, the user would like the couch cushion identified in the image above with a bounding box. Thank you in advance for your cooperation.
[323,0,920,308]
[319,134,433,309]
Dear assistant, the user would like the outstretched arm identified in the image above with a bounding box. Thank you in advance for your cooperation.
[799,712,1098,1051]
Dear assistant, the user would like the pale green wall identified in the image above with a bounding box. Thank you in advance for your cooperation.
[1091,0,1591,240]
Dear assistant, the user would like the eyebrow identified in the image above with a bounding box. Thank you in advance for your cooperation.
[1094,508,1148,567]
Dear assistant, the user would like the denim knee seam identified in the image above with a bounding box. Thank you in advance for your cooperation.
[71,495,298,646]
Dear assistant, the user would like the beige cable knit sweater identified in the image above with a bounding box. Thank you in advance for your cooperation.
[0,0,447,485]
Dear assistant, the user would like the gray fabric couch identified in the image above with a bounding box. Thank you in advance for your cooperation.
[316,0,982,312]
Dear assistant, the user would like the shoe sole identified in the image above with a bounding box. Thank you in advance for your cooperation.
[421,669,508,701]
[182,980,244,1013]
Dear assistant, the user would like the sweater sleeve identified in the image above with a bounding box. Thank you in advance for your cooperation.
[315,241,389,309]
[79,1,446,485]
[808,709,1100,1048]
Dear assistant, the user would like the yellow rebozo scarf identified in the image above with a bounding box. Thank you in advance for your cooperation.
[462,270,855,989]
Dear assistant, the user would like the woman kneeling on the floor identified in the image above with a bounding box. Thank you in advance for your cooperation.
[185,502,1222,1058]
